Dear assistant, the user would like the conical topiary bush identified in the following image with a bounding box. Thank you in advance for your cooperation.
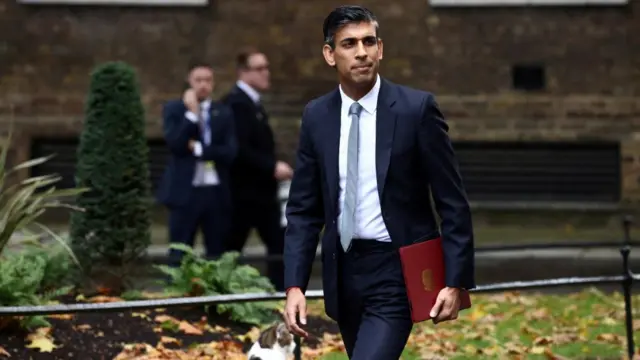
[70,61,152,291]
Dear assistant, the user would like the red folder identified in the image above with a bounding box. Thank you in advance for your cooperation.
[398,237,471,323]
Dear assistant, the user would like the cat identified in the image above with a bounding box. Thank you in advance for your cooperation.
[247,322,296,360]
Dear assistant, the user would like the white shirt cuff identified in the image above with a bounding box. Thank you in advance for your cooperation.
[192,141,203,157]
[185,111,199,123]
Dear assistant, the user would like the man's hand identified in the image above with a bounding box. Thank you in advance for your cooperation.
[284,287,308,338]
[274,160,294,181]
[429,287,461,324]
[188,140,196,151]
[182,89,199,114]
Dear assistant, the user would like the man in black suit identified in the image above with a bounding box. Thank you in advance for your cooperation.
[283,6,475,359]
[221,49,293,291]
[157,62,237,267]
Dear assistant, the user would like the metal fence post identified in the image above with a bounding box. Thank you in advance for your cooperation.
[621,215,635,359]
[294,336,302,360]
[294,313,302,360]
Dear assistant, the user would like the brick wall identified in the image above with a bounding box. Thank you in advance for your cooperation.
[0,0,638,202]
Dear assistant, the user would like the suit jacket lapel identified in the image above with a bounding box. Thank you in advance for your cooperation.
[233,85,267,122]
[324,89,342,216]
[375,79,397,201]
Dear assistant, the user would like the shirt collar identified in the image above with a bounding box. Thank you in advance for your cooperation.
[236,80,261,104]
[200,98,212,110]
[339,74,380,115]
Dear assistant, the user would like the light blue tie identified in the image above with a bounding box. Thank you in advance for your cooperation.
[340,102,363,252]
[200,106,211,145]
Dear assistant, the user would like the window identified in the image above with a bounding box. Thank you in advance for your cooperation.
[18,0,206,5]
[428,0,627,6]
[511,64,545,91]
[454,141,621,203]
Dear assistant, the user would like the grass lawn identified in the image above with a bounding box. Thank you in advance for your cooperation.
[304,288,640,360]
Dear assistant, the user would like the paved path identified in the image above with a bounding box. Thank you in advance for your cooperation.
[7,230,639,261]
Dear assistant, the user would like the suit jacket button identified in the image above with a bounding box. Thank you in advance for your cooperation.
[332,253,336,260]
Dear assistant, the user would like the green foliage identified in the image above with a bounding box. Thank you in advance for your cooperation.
[70,61,152,286]
[0,126,87,256]
[156,244,279,325]
[0,242,76,330]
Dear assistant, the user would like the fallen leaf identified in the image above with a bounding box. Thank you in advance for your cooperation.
[237,327,261,342]
[154,315,179,324]
[159,336,181,346]
[46,313,73,320]
[131,312,149,320]
[596,333,624,344]
[86,295,124,303]
[527,308,550,320]
[178,321,203,335]
[74,324,91,331]
[533,336,552,345]
[543,347,571,360]
[25,328,57,353]
[529,346,547,354]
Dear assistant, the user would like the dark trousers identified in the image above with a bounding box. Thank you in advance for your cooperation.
[226,198,284,291]
[168,186,230,267]
[338,240,413,360]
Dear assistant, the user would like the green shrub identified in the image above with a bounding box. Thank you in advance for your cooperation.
[157,244,280,326]
[0,242,75,330]
[70,61,152,290]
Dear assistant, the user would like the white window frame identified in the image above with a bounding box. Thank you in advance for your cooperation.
[429,0,627,6]
[18,0,207,5]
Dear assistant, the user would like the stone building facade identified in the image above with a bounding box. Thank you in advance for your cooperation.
[0,0,638,208]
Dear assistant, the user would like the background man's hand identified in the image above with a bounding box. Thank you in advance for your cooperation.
[429,287,461,324]
[182,89,199,114]
[274,160,294,181]
[284,287,308,338]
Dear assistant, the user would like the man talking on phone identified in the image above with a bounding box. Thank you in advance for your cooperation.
[157,62,238,267]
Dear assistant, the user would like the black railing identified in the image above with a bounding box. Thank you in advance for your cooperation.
[1,217,637,359]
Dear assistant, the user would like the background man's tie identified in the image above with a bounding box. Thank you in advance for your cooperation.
[340,102,363,252]
[200,106,211,145]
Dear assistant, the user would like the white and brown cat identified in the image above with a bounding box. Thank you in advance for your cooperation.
[247,322,296,360]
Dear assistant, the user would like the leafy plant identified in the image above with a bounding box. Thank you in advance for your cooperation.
[0,243,76,330]
[0,125,87,258]
[70,61,152,290]
[156,244,279,325]
[0,121,85,331]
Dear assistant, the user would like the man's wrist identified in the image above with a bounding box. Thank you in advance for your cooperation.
[184,111,199,123]
[191,141,203,157]
[286,287,301,295]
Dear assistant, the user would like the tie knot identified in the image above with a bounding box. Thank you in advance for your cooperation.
[349,102,363,117]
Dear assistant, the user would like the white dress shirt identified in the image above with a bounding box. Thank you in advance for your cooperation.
[184,99,220,186]
[236,80,261,104]
[337,75,391,242]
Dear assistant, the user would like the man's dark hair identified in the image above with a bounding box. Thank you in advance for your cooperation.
[236,47,262,70]
[187,60,213,73]
[322,5,379,48]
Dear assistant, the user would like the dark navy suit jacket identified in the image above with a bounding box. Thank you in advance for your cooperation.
[283,78,475,320]
[156,99,238,208]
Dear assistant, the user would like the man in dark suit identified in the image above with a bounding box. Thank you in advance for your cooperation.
[283,6,475,359]
[221,49,293,291]
[157,62,237,267]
